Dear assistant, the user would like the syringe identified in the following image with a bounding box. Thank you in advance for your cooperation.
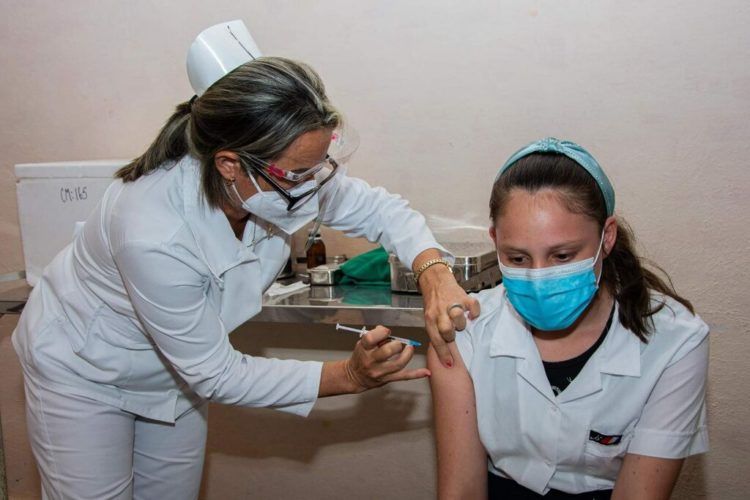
[335,323,422,347]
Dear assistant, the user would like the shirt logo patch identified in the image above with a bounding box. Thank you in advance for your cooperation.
[589,430,622,446]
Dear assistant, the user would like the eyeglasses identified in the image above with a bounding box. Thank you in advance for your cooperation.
[239,154,341,211]
[254,155,331,184]
[237,125,358,211]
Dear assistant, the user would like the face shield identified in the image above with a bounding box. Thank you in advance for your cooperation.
[239,155,339,212]
[303,124,358,249]
[238,124,359,213]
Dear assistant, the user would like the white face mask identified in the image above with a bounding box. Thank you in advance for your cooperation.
[232,175,319,236]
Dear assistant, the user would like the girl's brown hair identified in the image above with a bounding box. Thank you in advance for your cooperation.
[490,153,693,341]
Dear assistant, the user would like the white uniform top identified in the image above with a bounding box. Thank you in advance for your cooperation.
[13,156,444,423]
[455,286,709,495]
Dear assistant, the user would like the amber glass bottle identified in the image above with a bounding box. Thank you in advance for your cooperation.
[306,231,326,269]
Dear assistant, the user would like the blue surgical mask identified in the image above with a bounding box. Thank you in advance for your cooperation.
[498,233,605,331]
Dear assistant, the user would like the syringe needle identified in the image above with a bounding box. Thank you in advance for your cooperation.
[335,323,421,347]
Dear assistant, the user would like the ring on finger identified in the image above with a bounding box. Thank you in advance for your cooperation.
[447,303,465,315]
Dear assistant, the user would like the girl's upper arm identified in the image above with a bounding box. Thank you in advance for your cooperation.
[428,342,487,500]
[612,454,684,500]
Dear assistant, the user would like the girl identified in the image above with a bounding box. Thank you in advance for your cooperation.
[430,138,708,499]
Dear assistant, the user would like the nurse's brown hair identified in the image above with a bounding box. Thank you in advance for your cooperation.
[116,57,341,209]
[490,153,694,342]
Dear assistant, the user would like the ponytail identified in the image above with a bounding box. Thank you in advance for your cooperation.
[115,100,192,182]
[114,57,340,209]
[603,218,694,342]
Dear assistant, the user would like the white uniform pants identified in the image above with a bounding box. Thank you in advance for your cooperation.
[23,373,208,500]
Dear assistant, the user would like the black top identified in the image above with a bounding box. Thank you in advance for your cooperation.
[543,304,615,396]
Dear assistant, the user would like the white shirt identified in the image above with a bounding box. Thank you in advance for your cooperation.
[13,156,444,423]
[455,286,709,495]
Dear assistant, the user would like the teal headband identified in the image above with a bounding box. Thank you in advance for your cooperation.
[496,137,615,216]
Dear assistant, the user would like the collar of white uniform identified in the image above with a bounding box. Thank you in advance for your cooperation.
[178,156,259,281]
[489,294,641,378]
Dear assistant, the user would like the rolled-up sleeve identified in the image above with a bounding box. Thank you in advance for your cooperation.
[114,241,321,416]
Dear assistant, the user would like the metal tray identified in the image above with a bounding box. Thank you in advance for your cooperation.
[442,241,497,279]
[388,240,499,293]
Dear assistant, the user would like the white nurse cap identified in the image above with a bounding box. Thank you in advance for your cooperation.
[186,20,263,97]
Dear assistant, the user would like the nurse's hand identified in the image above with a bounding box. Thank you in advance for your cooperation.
[319,326,431,396]
[417,259,480,368]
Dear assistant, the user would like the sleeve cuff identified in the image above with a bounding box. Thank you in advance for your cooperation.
[629,426,709,458]
[271,361,323,417]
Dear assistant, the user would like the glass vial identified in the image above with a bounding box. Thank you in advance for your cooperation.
[306,231,326,269]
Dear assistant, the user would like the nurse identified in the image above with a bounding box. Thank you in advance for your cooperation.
[429,138,709,499]
[12,21,478,500]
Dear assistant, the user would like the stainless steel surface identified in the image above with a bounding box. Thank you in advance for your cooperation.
[389,240,500,293]
[254,285,425,327]
[389,261,419,293]
[444,241,498,279]
[458,266,502,293]
[308,264,342,286]
[0,281,426,327]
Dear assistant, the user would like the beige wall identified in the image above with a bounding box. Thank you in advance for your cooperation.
[1,1,748,499]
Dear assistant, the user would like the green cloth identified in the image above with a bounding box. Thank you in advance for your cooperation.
[338,246,391,287]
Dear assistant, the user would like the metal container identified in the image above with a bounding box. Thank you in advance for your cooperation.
[389,241,501,293]
[308,263,343,286]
